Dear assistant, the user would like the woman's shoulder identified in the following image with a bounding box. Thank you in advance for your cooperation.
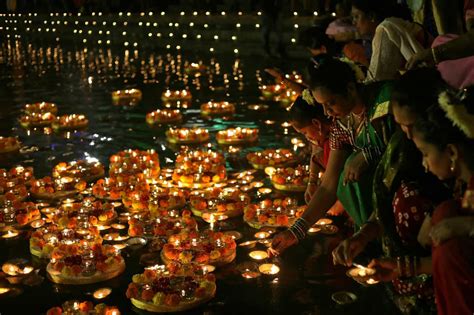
[365,81,395,119]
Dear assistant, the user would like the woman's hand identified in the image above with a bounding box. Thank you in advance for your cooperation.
[405,48,434,70]
[305,182,318,204]
[430,216,473,246]
[327,200,345,216]
[270,230,298,256]
[368,258,400,282]
[332,234,368,267]
[343,152,368,185]
[264,68,284,82]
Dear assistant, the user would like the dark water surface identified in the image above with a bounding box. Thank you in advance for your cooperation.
[0,42,398,315]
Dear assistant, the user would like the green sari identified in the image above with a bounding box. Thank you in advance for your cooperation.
[336,82,394,229]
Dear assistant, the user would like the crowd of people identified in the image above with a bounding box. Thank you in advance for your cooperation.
[265,0,474,314]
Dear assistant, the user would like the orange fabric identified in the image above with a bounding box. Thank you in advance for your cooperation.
[343,42,369,67]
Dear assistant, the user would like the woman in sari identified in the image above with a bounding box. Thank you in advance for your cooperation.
[288,96,332,204]
[332,68,449,314]
[351,0,432,82]
[409,89,474,315]
[272,54,393,254]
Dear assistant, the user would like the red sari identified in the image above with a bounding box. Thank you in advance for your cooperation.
[431,177,474,315]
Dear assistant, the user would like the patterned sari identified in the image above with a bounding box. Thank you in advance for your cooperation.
[373,129,450,314]
[332,82,394,228]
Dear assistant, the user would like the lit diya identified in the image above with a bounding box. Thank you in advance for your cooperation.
[189,187,250,218]
[163,100,192,109]
[200,101,235,116]
[30,224,102,258]
[146,109,182,125]
[247,104,269,111]
[127,262,216,313]
[346,265,379,285]
[47,243,125,284]
[237,261,261,279]
[224,230,242,241]
[121,186,187,213]
[172,152,226,189]
[128,209,197,241]
[270,165,310,192]
[46,300,120,315]
[0,182,29,205]
[2,259,34,276]
[92,176,147,201]
[24,102,58,115]
[276,89,298,107]
[161,89,192,102]
[19,112,56,128]
[161,230,236,266]
[246,148,298,170]
[53,158,105,183]
[30,176,86,201]
[0,201,40,227]
[112,88,142,106]
[109,149,160,178]
[216,127,259,145]
[52,114,89,131]
[93,287,112,300]
[184,62,207,75]
[0,137,21,154]
[258,263,280,276]
[175,149,225,167]
[166,127,209,144]
[1,165,35,184]
[243,197,306,229]
[260,84,285,100]
[54,198,118,229]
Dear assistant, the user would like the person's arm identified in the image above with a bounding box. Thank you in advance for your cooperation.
[406,30,474,69]
[332,212,383,266]
[434,30,474,62]
[301,149,349,225]
[264,68,307,94]
[271,149,349,254]
[305,145,322,204]
[365,25,405,82]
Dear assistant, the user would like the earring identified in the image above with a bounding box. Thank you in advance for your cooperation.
[422,161,428,173]
[450,158,456,172]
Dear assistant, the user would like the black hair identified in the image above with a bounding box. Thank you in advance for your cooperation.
[414,87,474,171]
[391,67,447,115]
[289,96,330,129]
[298,27,340,55]
[307,54,356,96]
[351,0,412,22]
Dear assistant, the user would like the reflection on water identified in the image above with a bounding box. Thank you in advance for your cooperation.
[0,41,307,176]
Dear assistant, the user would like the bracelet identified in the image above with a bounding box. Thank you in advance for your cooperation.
[396,256,403,278]
[287,228,300,244]
[396,256,420,278]
[289,218,310,242]
[431,47,440,65]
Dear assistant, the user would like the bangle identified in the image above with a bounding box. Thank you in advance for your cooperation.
[396,257,403,278]
[431,47,440,64]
